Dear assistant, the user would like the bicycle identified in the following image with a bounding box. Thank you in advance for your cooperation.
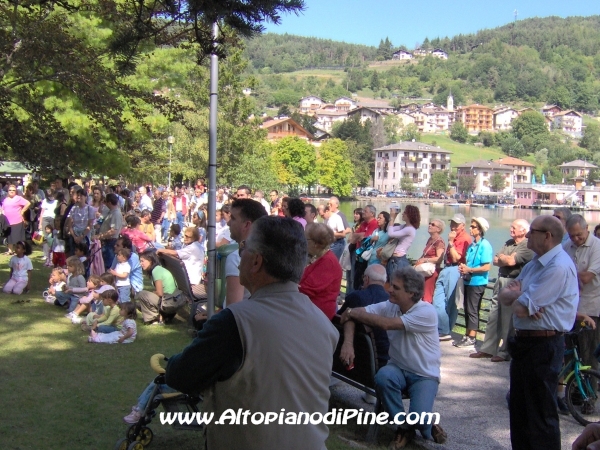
[560,326,600,426]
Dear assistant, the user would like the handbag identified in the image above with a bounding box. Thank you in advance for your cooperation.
[355,236,374,263]
[379,238,398,261]
[159,289,186,315]
[340,244,351,271]
[414,238,443,277]
[415,262,436,277]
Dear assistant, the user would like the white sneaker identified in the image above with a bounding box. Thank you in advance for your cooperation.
[71,316,82,324]
[64,312,74,319]
[123,407,142,424]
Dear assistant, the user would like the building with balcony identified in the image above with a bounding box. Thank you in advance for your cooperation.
[493,107,519,131]
[413,107,450,133]
[261,118,315,142]
[373,142,452,191]
[299,96,324,114]
[455,104,494,133]
[559,159,597,180]
[313,109,348,132]
[553,110,583,137]
[494,156,535,184]
[455,160,513,194]
[334,97,357,111]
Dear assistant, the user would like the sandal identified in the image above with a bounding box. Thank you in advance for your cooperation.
[432,424,448,444]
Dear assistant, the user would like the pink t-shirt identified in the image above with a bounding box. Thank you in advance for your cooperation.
[3,195,28,225]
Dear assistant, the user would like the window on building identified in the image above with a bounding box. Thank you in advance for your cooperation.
[424,174,428,179]
[393,162,396,168]
[385,153,389,158]
[484,172,489,177]
[393,172,396,179]
[392,151,397,157]
[378,172,381,179]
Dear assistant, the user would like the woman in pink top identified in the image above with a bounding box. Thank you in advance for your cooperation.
[385,204,421,282]
[2,184,31,255]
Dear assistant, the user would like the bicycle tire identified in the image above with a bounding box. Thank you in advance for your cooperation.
[565,369,600,426]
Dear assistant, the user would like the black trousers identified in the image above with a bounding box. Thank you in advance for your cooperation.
[508,334,564,450]
[464,284,486,331]
[353,259,368,291]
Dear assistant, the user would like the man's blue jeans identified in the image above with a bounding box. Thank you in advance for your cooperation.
[161,218,170,242]
[330,239,345,260]
[432,266,461,335]
[375,363,439,439]
[386,255,409,282]
[176,211,185,227]
[102,239,117,271]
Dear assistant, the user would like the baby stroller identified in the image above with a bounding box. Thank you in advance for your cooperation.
[114,354,203,450]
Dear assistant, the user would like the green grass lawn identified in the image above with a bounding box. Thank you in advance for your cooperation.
[0,247,421,450]
[420,134,507,168]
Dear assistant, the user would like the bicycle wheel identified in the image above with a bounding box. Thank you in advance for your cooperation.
[565,369,600,426]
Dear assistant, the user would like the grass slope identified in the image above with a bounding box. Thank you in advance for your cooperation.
[420,134,507,168]
[0,248,420,450]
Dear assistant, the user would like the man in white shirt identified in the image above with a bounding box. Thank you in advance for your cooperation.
[341,266,446,448]
[138,186,153,212]
[323,205,346,260]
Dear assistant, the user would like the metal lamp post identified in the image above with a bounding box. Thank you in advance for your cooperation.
[167,135,175,189]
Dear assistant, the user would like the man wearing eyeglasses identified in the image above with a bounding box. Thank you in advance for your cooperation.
[166,217,338,450]
[157,226,205,295]
[499,215,578,450]
[224,199,268,305]
[553,207,572,245]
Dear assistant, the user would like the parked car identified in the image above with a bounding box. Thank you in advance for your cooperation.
[386,192,398,198]
[367,190,382,197]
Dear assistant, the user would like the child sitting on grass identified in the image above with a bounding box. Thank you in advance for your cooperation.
[110,248,131,303]
[81,284,114,326]
[81,289,119,332]
[3,241,33,295]
[57,256,87,315]
[88,302,137,344]
[44,268,67,303]
[69,275,101,324]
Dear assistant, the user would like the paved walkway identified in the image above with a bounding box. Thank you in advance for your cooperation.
[330,331,586,449]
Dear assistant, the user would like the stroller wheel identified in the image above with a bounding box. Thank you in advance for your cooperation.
[113,438,130,450]
[127,425,153,447]
[127,442,144,450]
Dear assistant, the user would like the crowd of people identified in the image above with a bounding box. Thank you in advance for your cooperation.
[5,176,600,449]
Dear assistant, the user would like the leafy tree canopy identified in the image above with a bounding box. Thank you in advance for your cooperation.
[429,171,449,193]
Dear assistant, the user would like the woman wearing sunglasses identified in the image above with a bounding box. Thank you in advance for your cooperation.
[454,217,493,347]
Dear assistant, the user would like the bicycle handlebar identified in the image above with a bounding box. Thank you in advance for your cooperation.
[150,353,167,374]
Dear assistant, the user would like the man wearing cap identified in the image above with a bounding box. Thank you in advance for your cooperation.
[470,219,534,361]
[499,215,578,450]
[432,213,472,341]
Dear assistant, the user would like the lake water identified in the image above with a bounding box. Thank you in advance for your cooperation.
[338,200,600,278]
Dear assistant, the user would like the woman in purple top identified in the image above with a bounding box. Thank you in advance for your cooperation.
[2,184,31,255]
[385,204,420,282]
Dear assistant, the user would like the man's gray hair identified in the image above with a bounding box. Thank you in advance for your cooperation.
[391,267,424,303]
[553,207,572,222]
[566,214,588,230]
[364,205,377,216]
[245,216,307,283]
[364,264,386,283]
[513,219,530,233]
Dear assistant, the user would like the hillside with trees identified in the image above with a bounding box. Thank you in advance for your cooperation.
[245,16,600,113]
